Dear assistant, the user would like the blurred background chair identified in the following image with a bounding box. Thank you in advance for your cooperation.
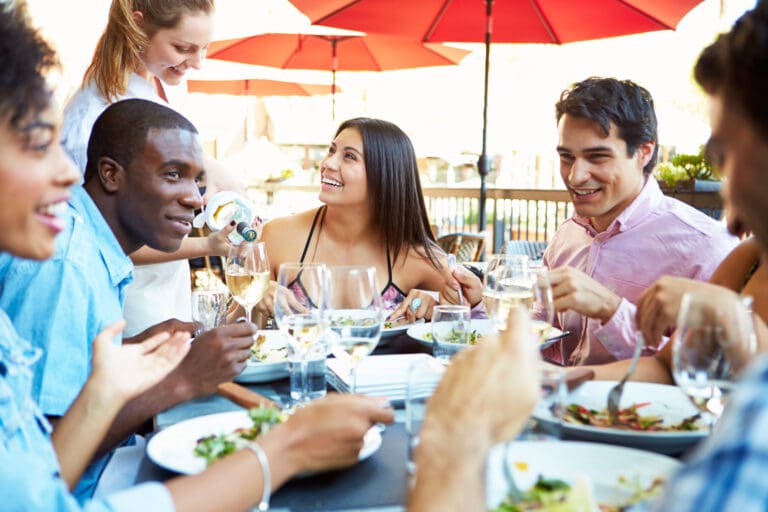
[437,232,486,262]
[503,240,548,261]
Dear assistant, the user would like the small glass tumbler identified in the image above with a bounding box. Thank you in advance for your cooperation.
[431,305,471,362]
[405,356,446,476]
[287,340,327,404]
[191,289,229,332]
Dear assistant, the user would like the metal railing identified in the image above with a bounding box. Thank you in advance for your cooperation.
[252,183,723,254]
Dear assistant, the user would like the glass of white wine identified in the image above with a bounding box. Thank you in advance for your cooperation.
[274,263,327,405]
[225,241,270,325]
[672,291,756,430]
[483,254,534,329]
[325,266,383,394]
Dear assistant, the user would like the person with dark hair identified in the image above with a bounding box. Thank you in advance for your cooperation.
[61,0,241,340]
[0,21,393,503]
[541,77,737,366]
[261,117,472,321]
[0,97,253,498]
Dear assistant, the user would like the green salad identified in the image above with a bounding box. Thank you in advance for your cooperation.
[193,406,287,465]
[424,329,480,345]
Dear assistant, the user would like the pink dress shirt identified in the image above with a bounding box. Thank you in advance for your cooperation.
[541,178,738,365]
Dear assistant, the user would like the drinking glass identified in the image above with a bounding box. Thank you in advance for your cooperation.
[672,292,756,429]
[484,254,555,340]
[405,356,446,475]
[430,305,471,362]
[191,288,229,332]
[274,263,327,405]
[224,241,270,324]
[326,266,383,394]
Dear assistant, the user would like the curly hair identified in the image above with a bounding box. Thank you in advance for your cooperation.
[555,77,659,175]
[83,0,215,101]
[694,0,768,141]
[334,117,440,268]
[0,0,59,131]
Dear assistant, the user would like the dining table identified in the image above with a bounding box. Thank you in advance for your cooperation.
[134,335,429,512]
[133,332,698,511]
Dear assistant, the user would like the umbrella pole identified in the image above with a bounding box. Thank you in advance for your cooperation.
[477,0,493,233]
[332,39,338,123]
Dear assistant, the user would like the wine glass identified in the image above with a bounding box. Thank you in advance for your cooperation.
[224,241,270,325]
[672,291,756,429]
[325,266,383,394]
[431,305,471,362]
[274,263,327,405]
[484,254,555,341]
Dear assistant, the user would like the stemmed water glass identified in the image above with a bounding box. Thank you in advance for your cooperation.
[224,241,270,325]
[274,263,327,405]
[672,291,756,429]
[325,266,383,394]
[483,254,555,339]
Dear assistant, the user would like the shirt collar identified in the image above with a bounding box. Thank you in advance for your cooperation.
[69,187,133,288]
[572,177,663,236]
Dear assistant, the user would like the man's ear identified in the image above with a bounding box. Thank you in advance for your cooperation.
[96,156,124,193]
[637,141,655,168]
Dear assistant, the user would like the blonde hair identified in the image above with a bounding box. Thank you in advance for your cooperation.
[83,0,214,102]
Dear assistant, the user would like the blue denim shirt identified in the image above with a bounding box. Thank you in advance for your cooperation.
[0,309,173,511]
[0,186,133,499]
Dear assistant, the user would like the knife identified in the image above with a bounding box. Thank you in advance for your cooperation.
[217,382,279,409]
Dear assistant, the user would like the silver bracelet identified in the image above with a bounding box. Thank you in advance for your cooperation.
[245,442,271,511]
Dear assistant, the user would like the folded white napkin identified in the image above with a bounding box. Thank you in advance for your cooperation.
[326,353,436,400]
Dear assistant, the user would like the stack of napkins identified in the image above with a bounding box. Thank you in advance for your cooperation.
[326,353,436,401]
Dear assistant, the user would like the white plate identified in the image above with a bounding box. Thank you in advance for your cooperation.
[486,441,682,509]
[534,381,708,454]
[407,318,566,349]
[147,410,382,475]
[382,318,425,339]
[234,330,289,383]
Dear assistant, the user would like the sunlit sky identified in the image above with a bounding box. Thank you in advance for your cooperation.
[29,0,757,186]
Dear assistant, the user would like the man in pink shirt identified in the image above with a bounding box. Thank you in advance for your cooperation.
[542,77,738,366]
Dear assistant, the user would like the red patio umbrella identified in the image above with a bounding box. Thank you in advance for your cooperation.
[206,31,470,120]
[188,77,338,96]
[290,0,705,229]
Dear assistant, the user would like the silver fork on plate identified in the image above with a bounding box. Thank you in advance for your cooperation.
[606,334,644,424]
[501,441,524,502]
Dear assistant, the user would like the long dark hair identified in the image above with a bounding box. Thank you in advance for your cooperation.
[335,117,440,268]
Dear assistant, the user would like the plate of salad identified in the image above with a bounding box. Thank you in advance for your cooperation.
[407,319,566,349]
[147,407,382,475]
[485,441,681,511]
[533,381,708,455]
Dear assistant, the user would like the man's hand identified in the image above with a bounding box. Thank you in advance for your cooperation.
[635,276,711,347]
[125,318,200,344]
[548,266,621,323]
[169,321,257,398]
[271,394,394,474]
[421,307,541,448]
[90,320,191,405]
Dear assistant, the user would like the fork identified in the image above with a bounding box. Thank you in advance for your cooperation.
[501,441,524,502]
[606,334,644,424]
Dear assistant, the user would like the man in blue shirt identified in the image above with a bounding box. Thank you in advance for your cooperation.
[0,98,257,499]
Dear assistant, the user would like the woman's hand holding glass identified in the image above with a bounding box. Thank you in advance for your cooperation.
[325,266,383,394]
[224,241,270,324]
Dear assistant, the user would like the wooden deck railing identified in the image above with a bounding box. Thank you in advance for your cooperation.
[254,183,723,253]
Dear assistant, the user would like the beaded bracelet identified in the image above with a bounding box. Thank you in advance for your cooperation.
[245,442,271,511]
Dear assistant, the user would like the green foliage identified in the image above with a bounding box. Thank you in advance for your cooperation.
[654,162,689,188]
[670,146,716,181]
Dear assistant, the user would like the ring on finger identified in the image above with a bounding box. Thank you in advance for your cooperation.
[411,298,423,312]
